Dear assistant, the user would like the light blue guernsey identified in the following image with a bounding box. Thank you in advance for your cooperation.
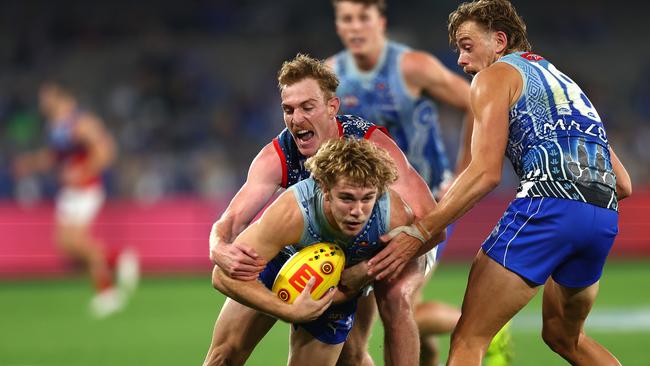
[287,178,391,266]
[497,52,617,210]
[334,41,451,192]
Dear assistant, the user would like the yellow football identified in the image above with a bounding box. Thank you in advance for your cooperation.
[272,243,345,304]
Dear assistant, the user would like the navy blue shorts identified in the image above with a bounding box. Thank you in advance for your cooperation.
[259,252,357,345]
[482,197,618,288]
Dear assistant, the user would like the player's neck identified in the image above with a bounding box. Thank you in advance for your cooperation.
[352,38,386,72]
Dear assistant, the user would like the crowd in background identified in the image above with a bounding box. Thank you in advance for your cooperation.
[1,0,648,203]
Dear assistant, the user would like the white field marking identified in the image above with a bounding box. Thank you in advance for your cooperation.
[512,307,650,332]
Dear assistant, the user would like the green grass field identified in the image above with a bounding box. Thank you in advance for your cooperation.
[2,260,649,365]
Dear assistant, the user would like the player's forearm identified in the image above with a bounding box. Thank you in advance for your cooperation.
[413,229,446,257]
[212,266,293,322]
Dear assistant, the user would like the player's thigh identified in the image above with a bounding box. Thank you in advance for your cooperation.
[290,326,344,366]
[542,278,600,332]
[211,298,276,352]
[457,250,538,337]
[374,256,426,307]
[343,292,376,348]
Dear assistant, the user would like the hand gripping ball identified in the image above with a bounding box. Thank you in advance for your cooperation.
[271,243,345,304]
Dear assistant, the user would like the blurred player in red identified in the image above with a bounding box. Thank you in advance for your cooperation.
[14,79,139,318]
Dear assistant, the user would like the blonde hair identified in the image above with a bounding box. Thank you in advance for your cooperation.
[277,53,339,100]
[304,138,397,195]
[448,0,531,54]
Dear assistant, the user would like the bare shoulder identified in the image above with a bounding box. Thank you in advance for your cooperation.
[237,188,304,258]
[324,56,336,71]
[248,142,283,184]
[474,62,520,88]
[401,50,443,80]
[387,189,414,229]
[473,62,522,103]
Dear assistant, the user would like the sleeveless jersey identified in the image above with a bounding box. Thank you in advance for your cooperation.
[287,178,391,266]
[334,41,451,192]
[497,52,617,210]
[272,115,387,188]
[48,111,101,187]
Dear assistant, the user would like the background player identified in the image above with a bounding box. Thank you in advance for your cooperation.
[378,0,633,364]
[327,1,513,364]
[13,79,138,318]
[211,138,419,366]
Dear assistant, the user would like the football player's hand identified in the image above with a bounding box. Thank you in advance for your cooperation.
[368,225,425,281]
[338,261,372,300]
[290,277,336,323]
[210,223,265,281]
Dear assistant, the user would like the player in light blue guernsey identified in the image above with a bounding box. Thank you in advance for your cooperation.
[327,1,497,365]
[381,1,632,365]
[212,139,419,365]
[328,0,474,197]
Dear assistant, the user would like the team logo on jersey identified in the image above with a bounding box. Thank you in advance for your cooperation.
[520,52,544,61]
[342,95,359,108]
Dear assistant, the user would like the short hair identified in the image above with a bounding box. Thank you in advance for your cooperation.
[331,0,386,15]
[40,76,78,99]
[305,138,398,196]
[448,0,531,54]
[277,53,339,100]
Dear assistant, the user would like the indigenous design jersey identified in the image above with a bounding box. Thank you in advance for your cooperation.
[272,115,386,188]
[497,52,617,210]
[334,41,451,192]
[286,178,390,266]
[47,111,100,187]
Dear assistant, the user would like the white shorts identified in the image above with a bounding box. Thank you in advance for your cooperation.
[424,246,438,276]
[56,186,105,225]
[361,247,438,296]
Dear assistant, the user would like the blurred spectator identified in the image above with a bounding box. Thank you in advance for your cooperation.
[0,0,646,201]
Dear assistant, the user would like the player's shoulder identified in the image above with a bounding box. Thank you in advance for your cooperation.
[401,49,443,72]
[473,61,520,88]
[324,56,337,70]
[261,186,303,226]
[387,188,414,228]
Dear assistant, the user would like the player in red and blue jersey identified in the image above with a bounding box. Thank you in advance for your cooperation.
[14,80,138,318]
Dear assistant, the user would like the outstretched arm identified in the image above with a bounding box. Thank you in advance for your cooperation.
[211,191,336,323]
[365,130,444,279]
[210,143,283,280]
[371,63,518,280]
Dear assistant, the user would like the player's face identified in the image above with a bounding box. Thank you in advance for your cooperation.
[281,78,340,157]
[335,2,386,57]
[324,177,379,237]
[455,21,503,75]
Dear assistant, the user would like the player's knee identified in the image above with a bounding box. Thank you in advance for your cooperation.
[541,326,577,356]
[377,283,415,319]
[337,348,373,366]
[203,344,244,366]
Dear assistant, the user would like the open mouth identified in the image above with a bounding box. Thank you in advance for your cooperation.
[295,129,315,143]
